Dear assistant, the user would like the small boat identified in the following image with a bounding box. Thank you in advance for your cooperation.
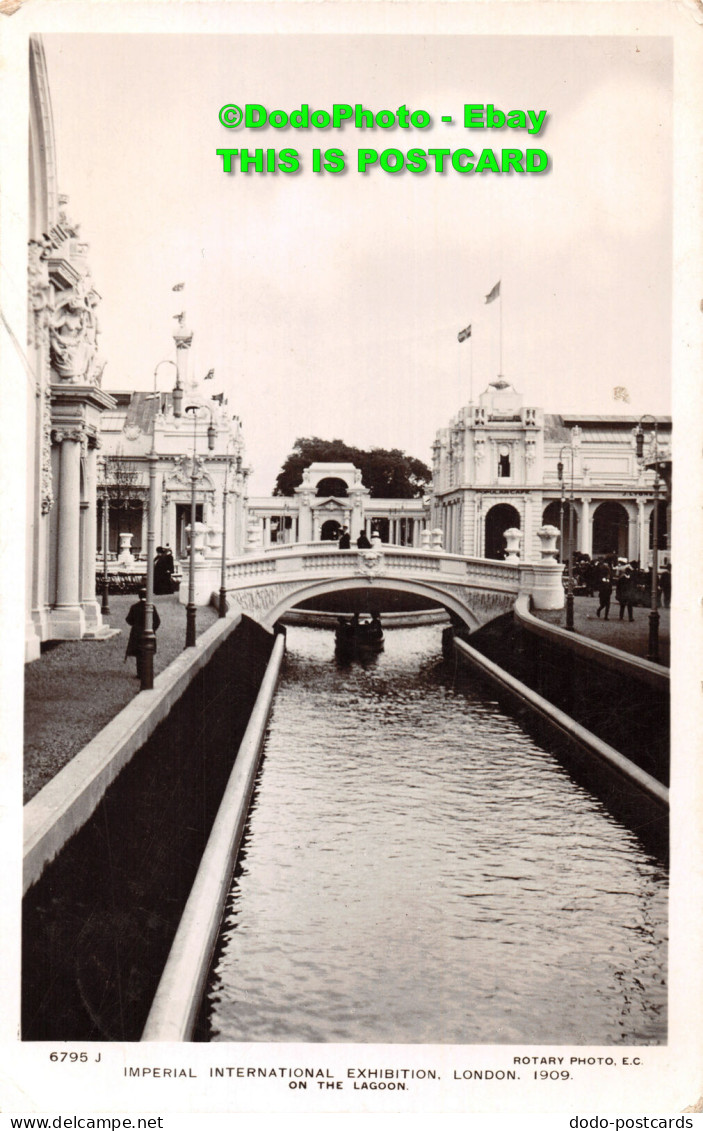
[334,618,385,659]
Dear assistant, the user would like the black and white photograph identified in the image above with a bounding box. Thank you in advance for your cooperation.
[1,0,701,1119]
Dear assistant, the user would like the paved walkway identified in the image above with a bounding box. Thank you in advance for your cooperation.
[532,595,670,667]
[24,594,219,803]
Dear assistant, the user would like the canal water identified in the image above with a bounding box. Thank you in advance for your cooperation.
[205,626,667,1045]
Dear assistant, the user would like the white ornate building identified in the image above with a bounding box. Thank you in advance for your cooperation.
[247,462,430,550]
[25,37,115,660]
[432,379,671,564]
[98,378,247,565]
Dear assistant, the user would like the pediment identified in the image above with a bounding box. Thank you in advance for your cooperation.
[312,497,347,509]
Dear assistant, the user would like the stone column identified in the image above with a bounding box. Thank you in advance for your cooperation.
[296,492,313,542]
[637,497,647,565]
[626,502,640,562]
[81,436,104,632]
[52,427,86,638]
[579,497,591,556]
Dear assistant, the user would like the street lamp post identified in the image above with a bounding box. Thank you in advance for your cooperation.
[636,415,660,663]
[139,359,179,690]
[219,442,241,618]
[185,402,216,647]
[558,443,575,631]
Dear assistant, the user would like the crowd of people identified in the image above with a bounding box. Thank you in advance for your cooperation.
[338,525,372,549]
[567,553,671,622]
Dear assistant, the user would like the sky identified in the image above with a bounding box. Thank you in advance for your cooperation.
[43,33,672,493]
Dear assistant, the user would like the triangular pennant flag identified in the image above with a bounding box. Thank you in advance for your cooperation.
[485,281,501,304]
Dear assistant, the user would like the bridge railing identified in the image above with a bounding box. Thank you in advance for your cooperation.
[225,545,522,592]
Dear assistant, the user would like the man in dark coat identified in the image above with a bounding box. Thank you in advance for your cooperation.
[356,530,372,549]
[660,565,671,608]
[125,588,161,678]
[596,572,613,619]
[338,526,351,549]
[616,569,636,622]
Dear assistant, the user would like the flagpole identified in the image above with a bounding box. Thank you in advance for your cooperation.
[499,287,503,377]
[469,335,474,405]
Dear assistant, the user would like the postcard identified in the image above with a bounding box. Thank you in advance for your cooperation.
[1,0,701,1121]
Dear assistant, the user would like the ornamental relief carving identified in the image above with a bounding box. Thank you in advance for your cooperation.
[355,549,385,578]
[50,279,104,385]
[233,581,302,617]
[52,426,85,446]
[27,240,53,351]
[40,387,53,514]
[169,454,211,487]
[438,583,514,615]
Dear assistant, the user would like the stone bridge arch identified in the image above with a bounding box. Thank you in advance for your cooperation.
[235,575,513,633]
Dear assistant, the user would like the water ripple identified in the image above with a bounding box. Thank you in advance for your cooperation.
[207,626,667,1045]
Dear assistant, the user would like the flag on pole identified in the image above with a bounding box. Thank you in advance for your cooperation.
[485,281,501,304]
[457,324,472,343]
[613,386,630,403]
[211,392,224,405]
[204,368,215,380]
[172,282,185,292]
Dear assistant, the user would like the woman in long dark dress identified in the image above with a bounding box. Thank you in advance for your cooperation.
[153,546,174,595]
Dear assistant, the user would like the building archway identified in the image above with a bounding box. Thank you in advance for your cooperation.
[592,501,629,558]
[485,503,520,560]
[320,519,342,541]
[542,500,578,562]
[316,477,348,498]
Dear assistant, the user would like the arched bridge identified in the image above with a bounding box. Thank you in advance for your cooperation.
[220,545,564,630]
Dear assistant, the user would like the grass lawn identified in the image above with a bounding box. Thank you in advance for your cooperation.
[23,594,219,803]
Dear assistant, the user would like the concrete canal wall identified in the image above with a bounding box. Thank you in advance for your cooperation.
[459,599,669,788]
[22,615,275,1042]
[450,600,669,858]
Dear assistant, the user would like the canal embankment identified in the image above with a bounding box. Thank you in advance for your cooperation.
[23,613,275,1041]
[449,596,669,857]
[457,598,669,787]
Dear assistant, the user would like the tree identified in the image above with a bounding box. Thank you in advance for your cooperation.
[100,451,142,548]
[273,437,432,498]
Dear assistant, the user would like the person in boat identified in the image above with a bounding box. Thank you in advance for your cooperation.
[336,616,354,641]
[356,529,371,549]
[367,611,383,639]
[338,525,351,549]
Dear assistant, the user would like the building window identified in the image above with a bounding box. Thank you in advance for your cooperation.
[498,448,511,478]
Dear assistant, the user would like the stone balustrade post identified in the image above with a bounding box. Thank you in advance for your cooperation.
[186,521,208,559]
[503,527,522,561]
[536,524,561,560]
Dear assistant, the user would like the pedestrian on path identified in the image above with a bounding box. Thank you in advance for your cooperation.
[616,569,636,622]
[338,526,351,549]
[660,565,671,608]
[596,573,613,620]
[125,588,160,679]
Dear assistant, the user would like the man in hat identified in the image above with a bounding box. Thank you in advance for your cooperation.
[125,588,161,679]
